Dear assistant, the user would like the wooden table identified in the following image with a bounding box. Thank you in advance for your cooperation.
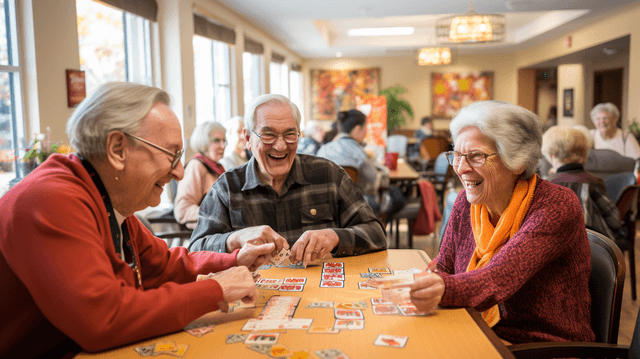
[389,159,419,182]
[74,250,514,359]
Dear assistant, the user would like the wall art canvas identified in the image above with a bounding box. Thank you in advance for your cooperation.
[431,72,493,118]
[311,68,380,121]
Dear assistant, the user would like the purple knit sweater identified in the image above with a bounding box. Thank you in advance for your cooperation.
[436,179,595,343]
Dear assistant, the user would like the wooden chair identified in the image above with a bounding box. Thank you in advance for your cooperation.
[420,152,453,212]
[508,229,626,358]
[418,137,449,170]
[614,184,640,300]
[604,171,636,203]
[341,166,359,184]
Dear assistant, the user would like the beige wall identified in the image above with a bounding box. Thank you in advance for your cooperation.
[557,64,585,126]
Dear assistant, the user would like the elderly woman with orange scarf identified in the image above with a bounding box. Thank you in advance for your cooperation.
[408,101,595,344]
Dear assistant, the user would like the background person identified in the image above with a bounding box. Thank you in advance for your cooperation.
[188,94,386,267]
[173,121,227,229]
[407,100,594,344]
[219,116,250,171]
[297,120,325,155]
[543,125,620,240]
[590,102,640,159]
[0,82,274,357]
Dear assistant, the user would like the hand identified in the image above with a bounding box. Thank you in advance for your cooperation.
[407,272,445,313]
[290,229,339,267]
[236,242,276,271]
[210,267,257,312]
[227,225,289,256]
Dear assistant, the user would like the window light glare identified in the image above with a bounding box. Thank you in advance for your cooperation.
[347,27,415,37]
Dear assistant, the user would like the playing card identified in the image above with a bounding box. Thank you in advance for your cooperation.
[242,319,258,331]
[398,305,431,316]
[322,273,345,281]
[368,267,391,274]
[320,280,344,288]
[323,262,344,268]
[184,325,215,337]
[257,283,282,290]
[226,333,248,344]
[183,318,217,331]
[372,304,400,315]
[269,344,292,358]
[371,298,393,305]
[334,301,366,310]
[289,261,306,269]
[258,264,273,270]
[359,272,382,278]
[153,341,178,355]
[314,348,350,359]
[381,287,411,304]
[245,333,280,345]
[306,301,334,308]
[271,248,291,265]
[289,348,311,359]
[393,268,423,275]
[133,344,155,356]
[283,277,307,284]
[247,344,274,355]
[164,344,189,357]
[358,281,377,290]
[278,284,304,292]
[333,319,365,330]
[258,278,283,284]
[322,267,344,274]
[373,334,408,348]
[307,326,340,334]
[334,309,364,320]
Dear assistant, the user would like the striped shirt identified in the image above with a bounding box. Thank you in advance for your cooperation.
[188,154,387,256]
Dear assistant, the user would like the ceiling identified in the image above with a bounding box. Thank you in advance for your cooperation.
[215,0,636,61]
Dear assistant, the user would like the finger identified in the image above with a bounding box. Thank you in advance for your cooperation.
[290,237,308,263]
[218,301,230,313]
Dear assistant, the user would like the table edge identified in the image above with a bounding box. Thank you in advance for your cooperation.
[466,308,516,359]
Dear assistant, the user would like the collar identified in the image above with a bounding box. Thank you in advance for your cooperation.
[556,163,584,173]
[242,154,310,192]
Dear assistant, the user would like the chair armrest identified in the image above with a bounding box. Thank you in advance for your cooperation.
[508,341,629,359]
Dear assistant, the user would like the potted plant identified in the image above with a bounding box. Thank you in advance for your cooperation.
[379,85,414,133]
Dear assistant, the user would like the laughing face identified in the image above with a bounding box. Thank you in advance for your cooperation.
[453,126,521,219]
[246,102,299,192]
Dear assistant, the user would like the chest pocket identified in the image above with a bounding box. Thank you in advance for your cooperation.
[300,204,333,224]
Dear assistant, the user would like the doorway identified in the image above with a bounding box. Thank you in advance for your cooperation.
[593,68,623,123]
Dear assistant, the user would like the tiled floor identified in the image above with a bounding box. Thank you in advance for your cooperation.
[387,219,639,345]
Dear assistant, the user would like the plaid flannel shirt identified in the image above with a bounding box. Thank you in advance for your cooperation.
[188,154,386,256]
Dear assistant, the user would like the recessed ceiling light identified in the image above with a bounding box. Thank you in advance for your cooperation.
[347,27,415,37]
[335,52,343,57]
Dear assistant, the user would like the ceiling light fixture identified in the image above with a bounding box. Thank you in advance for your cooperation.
[436,0,505,43]
[347,27,415,37]
[418,47,452,66]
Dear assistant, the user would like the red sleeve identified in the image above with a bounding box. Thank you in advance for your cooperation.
[4,176,232,352]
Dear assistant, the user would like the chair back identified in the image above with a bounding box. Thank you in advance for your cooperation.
[341,166,359,184]
[419,137,449,162]
[387,135,408,158]
[615,185,640,223]
[438,190,458,242]
[604,172,636,203]
[586,149,636,180]
[433,152,452,182]
[586,229,626,344]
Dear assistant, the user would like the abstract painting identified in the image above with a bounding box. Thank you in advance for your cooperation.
[311,68,380,121]
[431,72,493,118]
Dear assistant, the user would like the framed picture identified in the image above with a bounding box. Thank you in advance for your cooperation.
[66,69,86,108]
[431,72,493,118]
[563,88,574,117]
[310,68,380,121]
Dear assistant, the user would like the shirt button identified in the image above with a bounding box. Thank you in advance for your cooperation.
[310,209,317,216]
[342,251,346,255]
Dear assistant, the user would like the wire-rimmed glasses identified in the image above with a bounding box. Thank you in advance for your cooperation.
[251,130,300,145]
[445,151,498,168]
[125,133,184,169]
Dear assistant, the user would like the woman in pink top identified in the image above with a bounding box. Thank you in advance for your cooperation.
[174,121,227,228]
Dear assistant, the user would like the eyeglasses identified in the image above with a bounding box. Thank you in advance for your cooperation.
[211,138,227,146]
[445,151,498,168]
[125,133,184,169]
[251,130,300,145]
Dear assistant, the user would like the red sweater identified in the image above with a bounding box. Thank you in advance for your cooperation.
[436,179,595,343]
[0,155,238,356]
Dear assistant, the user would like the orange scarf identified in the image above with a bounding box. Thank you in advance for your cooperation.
[467,174,537,327]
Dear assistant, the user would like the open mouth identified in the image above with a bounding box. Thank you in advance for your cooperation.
[465,180,483,188]
[155,182,165,189]
[269,153,288,160]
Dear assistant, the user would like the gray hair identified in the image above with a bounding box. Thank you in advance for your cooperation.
[190,121,226,154]
[244,94,301,132]
[303,120,322,137]
[590,102,620,124]
[450,100,543,180]
[66,82,170,162]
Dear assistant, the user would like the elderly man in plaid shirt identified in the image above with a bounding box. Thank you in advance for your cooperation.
[189,94,386,266]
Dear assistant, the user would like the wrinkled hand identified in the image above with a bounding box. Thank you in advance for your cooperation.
[211,267,257,312]
[236,242,276,271]
[227,225,289,256]
[407,272,445,313]
[290,229,339,267]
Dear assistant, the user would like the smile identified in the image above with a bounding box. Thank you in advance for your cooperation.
[269,153,287,160]
[465,180,483,188]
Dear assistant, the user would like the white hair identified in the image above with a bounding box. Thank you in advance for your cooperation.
[244,94,301,131]
[66,82,170,162]
[450,100,543,179]
[190,121,226,154]
[590,102,620,124]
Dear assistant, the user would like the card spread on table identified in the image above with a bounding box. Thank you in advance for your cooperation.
[373,334,408,348]
[334,309,364,320]
[225,333,247,344]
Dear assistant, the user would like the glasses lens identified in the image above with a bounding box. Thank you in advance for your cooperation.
[467,152,485,166]
[283,133,299,143]
[260,133,277,144]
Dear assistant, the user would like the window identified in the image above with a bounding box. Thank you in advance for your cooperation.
[0,0,24,195]
[269,61,288,97]
[193,36,232,124]
[289,67,303,120]
[243,51,262,114]
[76,0,152,95]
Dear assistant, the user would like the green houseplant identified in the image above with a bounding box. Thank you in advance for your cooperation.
[379,85,414,133]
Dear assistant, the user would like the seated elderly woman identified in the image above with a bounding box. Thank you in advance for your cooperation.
[219,116,249,171]
[0,82,274,357]
[174,121,226,228]
[543,125,620,240]
[590,102,640,159]
[407,100,595,344]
